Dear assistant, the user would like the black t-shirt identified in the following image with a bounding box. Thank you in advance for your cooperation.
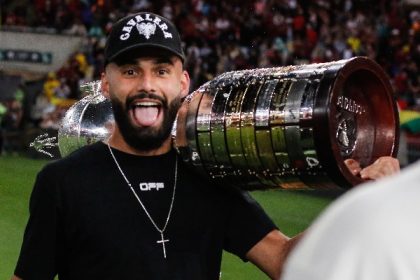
[15,142,276,280]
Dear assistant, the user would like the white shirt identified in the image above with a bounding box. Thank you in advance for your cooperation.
[282,160,420,280]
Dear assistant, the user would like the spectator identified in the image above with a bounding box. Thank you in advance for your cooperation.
[65,18,88,36]
[1,99,23,154]
[0,102,7,154]
[42,72,60,102]
[282,160,420,280]
[30,92,54,127]
[53,78,71,99]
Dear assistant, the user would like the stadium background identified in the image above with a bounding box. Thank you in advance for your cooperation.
[1,0,420,279]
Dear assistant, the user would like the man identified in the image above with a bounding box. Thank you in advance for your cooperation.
[281,159,420,280]
[12,12,399,280]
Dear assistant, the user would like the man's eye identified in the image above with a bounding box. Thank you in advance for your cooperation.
[157,69,169,75]
[123,69,137,76]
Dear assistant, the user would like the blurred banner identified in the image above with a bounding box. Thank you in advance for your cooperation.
[400,110,420,134]
[0,31,84,74]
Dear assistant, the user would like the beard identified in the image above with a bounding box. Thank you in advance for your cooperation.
[110,92,182,151]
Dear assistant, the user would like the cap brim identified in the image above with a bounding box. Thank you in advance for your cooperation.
[107,43,185,64]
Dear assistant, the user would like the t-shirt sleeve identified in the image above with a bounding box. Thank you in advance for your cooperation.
[223,190,277,261]
[14,166,60,279]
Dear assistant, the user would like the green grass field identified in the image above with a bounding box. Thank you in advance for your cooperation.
[0,155,336,279]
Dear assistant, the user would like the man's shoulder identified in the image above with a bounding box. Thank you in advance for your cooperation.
[179,164,244,196]
[41,141,107,174]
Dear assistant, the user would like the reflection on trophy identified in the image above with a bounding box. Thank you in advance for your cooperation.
[58,81,114,157]
[58,57,399,190]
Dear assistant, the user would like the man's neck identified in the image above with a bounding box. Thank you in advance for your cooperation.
[107,133,172,156]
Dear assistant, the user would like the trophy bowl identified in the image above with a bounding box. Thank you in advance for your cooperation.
[58,81,114,157]
[174,57,399,190]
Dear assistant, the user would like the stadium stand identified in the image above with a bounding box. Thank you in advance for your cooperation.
[0,0,419,161]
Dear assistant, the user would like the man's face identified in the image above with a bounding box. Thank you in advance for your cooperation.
[101,53,189,151]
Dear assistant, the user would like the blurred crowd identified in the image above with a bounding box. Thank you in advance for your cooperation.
[1,0,420,155]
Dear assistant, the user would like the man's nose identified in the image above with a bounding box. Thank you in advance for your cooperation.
[137,72,155,93]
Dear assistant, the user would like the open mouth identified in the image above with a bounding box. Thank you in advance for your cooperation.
[130,100,163,127]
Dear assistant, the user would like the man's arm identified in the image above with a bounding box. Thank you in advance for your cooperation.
[246,230,304,280]
[11,276,22,280]
[246,156,400,279]
[12,167,59,280]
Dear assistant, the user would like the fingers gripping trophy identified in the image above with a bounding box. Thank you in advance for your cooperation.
[58,56,399,191]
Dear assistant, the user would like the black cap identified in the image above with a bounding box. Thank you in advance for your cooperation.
[104,12,185,64]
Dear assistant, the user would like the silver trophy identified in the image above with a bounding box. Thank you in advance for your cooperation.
[57,81,114,157]
[57,57,399,190]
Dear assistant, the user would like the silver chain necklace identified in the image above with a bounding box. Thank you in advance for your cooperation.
[107,143,177,259]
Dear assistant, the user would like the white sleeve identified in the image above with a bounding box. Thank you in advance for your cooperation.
[281,164,420,280]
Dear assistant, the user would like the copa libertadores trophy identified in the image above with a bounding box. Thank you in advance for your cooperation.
[58,57,399,190]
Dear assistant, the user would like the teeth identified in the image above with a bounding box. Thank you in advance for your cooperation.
[133,101,159,107]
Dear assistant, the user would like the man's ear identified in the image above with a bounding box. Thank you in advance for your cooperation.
[180,70,191,98]
[101,71,110,99]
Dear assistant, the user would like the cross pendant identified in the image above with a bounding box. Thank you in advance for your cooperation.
[156,232,169,258]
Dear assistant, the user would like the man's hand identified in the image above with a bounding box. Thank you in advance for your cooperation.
[344,156,400,180]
